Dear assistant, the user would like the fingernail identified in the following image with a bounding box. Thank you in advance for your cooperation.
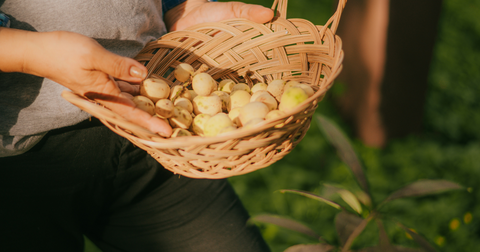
[130,66,147,79]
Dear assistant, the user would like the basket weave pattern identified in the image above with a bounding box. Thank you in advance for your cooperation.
[63,0,346,179]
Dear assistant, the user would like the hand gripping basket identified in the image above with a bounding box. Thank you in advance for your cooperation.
[62,0,346,179]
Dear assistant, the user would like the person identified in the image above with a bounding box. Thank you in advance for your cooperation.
[335,0,443,148]
[0,0,274,251]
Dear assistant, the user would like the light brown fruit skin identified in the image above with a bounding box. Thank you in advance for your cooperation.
[295,84,314,97]
[192,73,217,96]
[171,128,192,137]
[239,102,270,126]
[192,95,223,116]
[174,63,194,82]
[218,79,236,93]
[191,113,211,136]
[169,85,192,101]
[231,83,251,94]
[242,118,265,129]
[133,95,155,115]
[285,81,314,97]
[279,86,309,112]
[169,106,193,129]
[251,83,268,93]
[211,90,230,112]
[228,90,251,112]
[250,91,278,111]
[174,97,193,114]
[140,78,170,103]
[204,113,235,137]
[267,79,286,102]
[265,110,286,121]
[228,107,242,127]
[218,126,237,136]
[188,89,198,101]
[250,90,269,102]
[155,99,175,118]
[284,80,301,90]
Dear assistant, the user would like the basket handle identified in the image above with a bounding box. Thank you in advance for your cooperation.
[271,0,347,35]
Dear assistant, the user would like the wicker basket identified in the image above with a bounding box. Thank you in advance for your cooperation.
[62,0,346,179]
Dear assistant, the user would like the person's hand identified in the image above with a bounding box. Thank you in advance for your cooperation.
[0,28,172,137]
[165,0,275,31]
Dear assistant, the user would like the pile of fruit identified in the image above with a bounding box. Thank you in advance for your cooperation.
[132,63,314,138]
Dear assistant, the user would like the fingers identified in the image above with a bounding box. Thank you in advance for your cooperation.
[85,78,171,137]
[90,92,172,137]
[168,1,275,31]
[92,46,148,83]
[117,80,140,96]
[231,2,275,24]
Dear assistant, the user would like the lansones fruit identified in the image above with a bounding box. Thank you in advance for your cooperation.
[155,99,175,118]
[204,113,235,137]
[169,106,193,129]
[239,101,270,126]
[265,109,285,121]
[174,97,193,114]
[231,83,251,94]
[140,78,170,103]
[250,91,277,111]
[171,128,192,137]
[228,107,242,127]
[191,113,211,136]
[251,83,268,93]
[170,85,192,101]
[133,95,155,115]
[192,73,217,96]
[267,79,286,102]
[211,90,230,112]
[174,63,195,82]
[295,83,314,97]
[192,95,223,116]
[228,90,251,112]
[279,86,309,112]
[218,79,236,93]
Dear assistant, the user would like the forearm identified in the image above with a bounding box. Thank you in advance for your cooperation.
[0,27,37,73]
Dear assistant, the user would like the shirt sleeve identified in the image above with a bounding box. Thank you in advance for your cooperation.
[0,12,10,28]
[162,0,187,15]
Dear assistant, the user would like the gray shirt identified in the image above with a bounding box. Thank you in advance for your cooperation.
[0,0,167,157]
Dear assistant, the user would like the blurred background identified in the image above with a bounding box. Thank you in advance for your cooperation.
[222,0,480,251]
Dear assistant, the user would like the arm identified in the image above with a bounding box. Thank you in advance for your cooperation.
[0,27,172,137]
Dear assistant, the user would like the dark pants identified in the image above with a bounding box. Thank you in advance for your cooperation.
[0,119,270,252]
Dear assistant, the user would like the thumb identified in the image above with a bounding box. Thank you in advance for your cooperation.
[92,47,148,83]
[230,2,275,24]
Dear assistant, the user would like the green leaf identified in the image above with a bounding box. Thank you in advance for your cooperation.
[279,189,344,210]
[316,115,370,195]
[284,244,335,252]
[250,214,321,240]
[338,189,363,214]
[382,179,463,203]
[323,184,363,214]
